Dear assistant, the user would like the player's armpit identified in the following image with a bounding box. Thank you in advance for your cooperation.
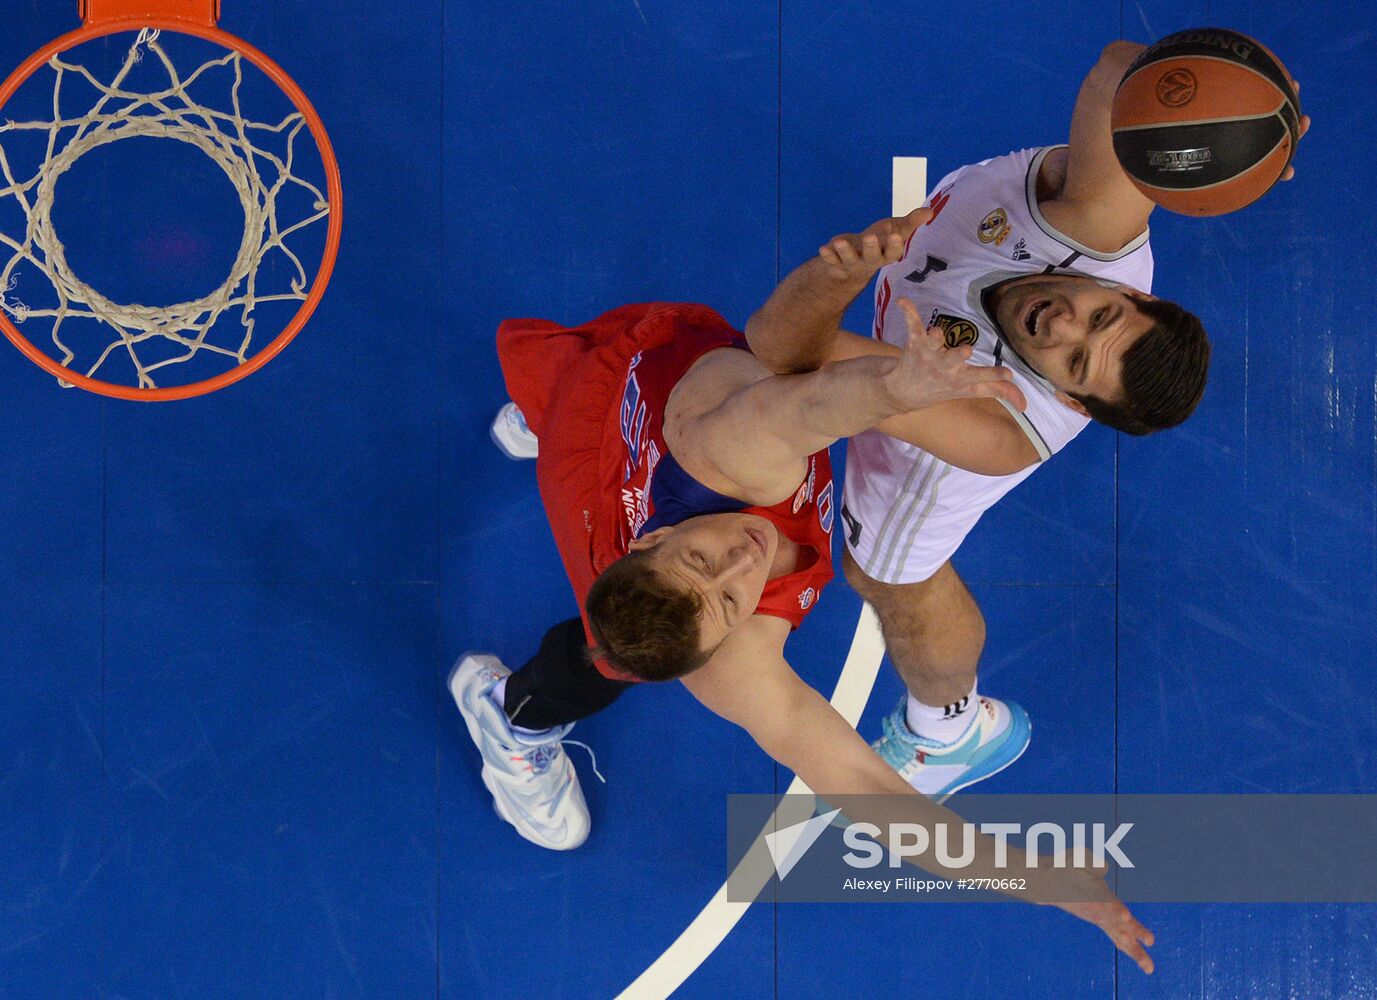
[824,330,1040,477]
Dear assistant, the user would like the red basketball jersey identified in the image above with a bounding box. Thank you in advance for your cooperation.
[497,302,835,681]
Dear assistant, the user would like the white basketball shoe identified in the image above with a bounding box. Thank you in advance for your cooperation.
[449,653,590,850]
[489,402,538,460]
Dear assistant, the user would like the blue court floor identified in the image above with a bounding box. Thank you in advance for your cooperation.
[2,1,1375,998]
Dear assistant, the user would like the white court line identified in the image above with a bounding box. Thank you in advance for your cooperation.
[614,603,887,1000]
[892,157,928,217]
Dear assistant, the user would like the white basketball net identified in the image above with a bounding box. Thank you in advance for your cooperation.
[0,29,330,388]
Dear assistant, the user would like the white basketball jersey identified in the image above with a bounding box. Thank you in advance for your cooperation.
[842,145,1154,584]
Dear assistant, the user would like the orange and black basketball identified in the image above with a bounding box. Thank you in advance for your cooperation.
[1111,28,1301,216]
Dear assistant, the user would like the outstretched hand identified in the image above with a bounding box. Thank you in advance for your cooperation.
[1041,863,1156,975]
[816,207,930,281]
[879,299,1027,413]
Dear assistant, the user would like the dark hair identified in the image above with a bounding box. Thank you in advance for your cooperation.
[585,550,710,682]
[1070,296,1211,435]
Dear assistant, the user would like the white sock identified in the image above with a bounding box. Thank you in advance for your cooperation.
[905,683,979,746]
[489,676,553,737]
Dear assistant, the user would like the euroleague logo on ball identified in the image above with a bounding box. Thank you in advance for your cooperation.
[1155,68,1197,107]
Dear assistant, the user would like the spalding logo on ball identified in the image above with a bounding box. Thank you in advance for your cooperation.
[1111,28,1301,216]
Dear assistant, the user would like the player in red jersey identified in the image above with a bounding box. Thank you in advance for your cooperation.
[452,251,1157,972]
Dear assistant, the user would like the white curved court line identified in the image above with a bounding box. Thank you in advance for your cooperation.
[614,602,887,1000]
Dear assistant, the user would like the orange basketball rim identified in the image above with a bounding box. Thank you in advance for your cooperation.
[0,0,344,401]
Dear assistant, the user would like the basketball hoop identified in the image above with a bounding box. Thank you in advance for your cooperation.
[0,0,342,400]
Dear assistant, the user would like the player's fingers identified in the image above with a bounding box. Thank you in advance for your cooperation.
[831,237,861,266]
[1118,934,1154,976]
[895,298,923,333]
[860,232,883,262]
[1105,903,1156,972]
[1281,166,1295,181]
[817,248,849,277]
[901,206,932,232]
[963,361,1010,381]
[1298,114,1310,139]
[1001,381,1028,411]
[883,230,906,260]
[965,366,1023,405]
[1124,912,1155,949]
[970,379,1026,411]
[900,323,941,363]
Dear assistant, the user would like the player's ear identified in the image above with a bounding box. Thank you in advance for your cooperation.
[1055,390,1091,417]
[628,527,675,552]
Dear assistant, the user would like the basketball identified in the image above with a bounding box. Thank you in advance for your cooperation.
[1111,28,1301,216]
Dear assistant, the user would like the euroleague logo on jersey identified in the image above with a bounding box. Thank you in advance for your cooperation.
[977,207,1011,246]
[798,587,816,611]
[927,309,979,349]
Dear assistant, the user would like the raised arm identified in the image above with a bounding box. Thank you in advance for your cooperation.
[745,208,927,375]
[1038,41,1156,254]
[680,301,1026,502]
[735,209,1039,478]
[1043,40,1309,252]
[680,615,1157,974]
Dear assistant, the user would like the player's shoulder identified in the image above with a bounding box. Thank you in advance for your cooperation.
[932,146,1045,190]
[1006,370,1091,460]
[925,150,1153,291]
[923,147,1063,258]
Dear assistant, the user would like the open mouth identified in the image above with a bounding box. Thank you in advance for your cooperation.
[1023,299,1052,337]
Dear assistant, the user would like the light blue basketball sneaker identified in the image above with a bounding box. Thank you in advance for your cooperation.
[872,696,1032,802]
[449,653,590,850]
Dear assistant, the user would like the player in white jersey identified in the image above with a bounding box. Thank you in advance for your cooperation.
[745,40,1309,798]
[845,142,1155,588]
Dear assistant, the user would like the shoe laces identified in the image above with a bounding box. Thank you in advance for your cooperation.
[564,739,606,784]
[517,742,562,775]
[506,735,606,785]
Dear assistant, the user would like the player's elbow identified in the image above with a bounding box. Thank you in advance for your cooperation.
[1094,41,1145,84]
